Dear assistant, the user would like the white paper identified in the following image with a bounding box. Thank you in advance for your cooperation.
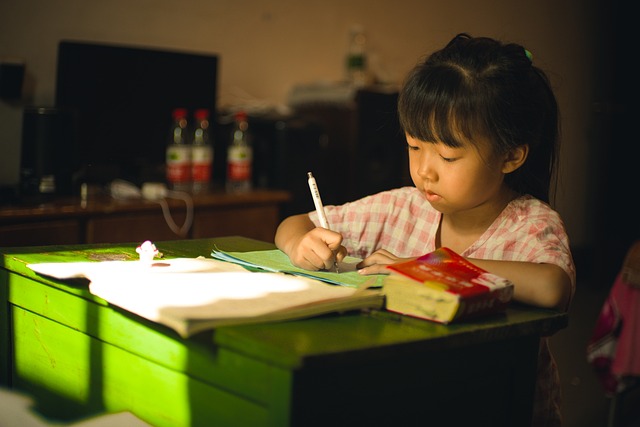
[26,257,376,337]
[27,257,246,280]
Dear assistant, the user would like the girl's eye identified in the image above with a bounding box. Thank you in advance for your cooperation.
[441,156,457,162]
[407,144,419,151]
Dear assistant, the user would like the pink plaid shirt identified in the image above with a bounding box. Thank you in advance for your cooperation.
[309,186,575,426]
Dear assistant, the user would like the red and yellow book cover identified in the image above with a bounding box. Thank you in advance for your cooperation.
[384,247,514,323]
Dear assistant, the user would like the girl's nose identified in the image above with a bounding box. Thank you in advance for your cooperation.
[417,153,436,181]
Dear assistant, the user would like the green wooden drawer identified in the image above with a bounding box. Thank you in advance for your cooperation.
[4,270,293,426]
[12,307,271,426]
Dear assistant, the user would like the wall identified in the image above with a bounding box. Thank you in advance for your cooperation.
[0,0,599,249]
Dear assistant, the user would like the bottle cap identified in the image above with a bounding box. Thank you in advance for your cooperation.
[195,108,209,120]
[172,108,188,119]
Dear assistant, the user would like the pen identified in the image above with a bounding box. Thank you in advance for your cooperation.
[307,172,339,273]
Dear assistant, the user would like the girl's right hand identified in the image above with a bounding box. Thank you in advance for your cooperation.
[286,227,346,271]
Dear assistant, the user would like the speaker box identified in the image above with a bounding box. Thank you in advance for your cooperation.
[0,60,25,99]
[20,107,78,200]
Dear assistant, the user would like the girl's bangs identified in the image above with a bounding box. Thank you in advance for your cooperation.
[400,70,485,147]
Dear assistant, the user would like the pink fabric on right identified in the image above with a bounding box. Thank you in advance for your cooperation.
[587,272,640,396]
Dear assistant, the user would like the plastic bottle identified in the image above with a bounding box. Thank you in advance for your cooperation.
[191,108,213,193]
[225,111,252,193]
[165,108,191,191]
[346,25,368,87]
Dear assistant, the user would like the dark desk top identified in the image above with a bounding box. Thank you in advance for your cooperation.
[0,189,291,223]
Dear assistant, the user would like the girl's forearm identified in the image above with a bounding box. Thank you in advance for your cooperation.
[275,214,315,256]
[468,258,572,311]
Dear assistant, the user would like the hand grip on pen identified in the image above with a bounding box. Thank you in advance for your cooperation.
[308,173,329,229]
[307,172,339,273]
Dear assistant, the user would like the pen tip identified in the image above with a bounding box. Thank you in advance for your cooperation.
[307,172,313,178]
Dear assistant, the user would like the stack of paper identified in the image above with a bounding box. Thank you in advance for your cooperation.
[28,257,384,337]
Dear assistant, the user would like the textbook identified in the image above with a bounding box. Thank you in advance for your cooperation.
[27,258,385,337]
[210,248,385,288]
[384,248,514,323]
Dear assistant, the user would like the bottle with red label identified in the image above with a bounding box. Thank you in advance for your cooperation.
[225,110,252,193]
[191,108,213,193]
[165,107,191,191]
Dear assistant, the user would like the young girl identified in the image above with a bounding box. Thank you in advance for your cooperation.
[275,33,575,426]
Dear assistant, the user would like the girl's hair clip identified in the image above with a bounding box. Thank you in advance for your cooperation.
[524,49,533,62]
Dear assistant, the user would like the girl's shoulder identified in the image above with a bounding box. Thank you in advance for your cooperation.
[495,195,569,240]
[350,186,427,206]
[336,187,436,226]
[506,194,563,223]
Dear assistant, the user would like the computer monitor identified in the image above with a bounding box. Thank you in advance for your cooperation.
[55,40,218,186]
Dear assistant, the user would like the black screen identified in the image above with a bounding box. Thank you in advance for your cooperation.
[55,40,218,185]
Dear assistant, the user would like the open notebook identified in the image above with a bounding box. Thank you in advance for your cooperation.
[210,247,385,288]
[27,257,384,337]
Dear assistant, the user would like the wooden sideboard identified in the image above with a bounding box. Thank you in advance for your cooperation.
[0,189,291,247]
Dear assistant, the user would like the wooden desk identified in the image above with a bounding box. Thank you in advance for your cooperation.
[0,237,567,426]
[0,189,291,246]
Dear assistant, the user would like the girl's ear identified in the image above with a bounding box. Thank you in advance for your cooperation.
[502,145,529,174]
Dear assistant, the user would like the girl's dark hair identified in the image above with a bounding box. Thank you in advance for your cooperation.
[398,33,559,203]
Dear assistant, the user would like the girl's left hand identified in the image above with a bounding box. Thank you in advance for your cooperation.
[356,249,415,275]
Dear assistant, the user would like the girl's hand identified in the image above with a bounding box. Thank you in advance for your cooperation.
[357,249,415,275]
[286,227,346,271]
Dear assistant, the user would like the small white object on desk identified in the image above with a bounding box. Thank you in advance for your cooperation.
[136,240,159,263]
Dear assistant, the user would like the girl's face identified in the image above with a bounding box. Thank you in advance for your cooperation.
[407,133,510,216]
